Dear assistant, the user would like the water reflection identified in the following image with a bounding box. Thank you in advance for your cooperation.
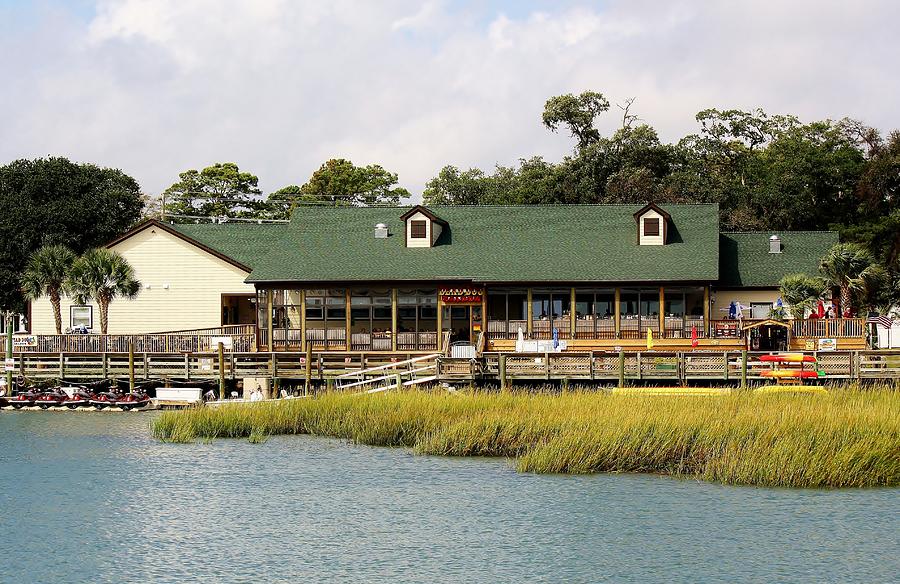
[1,412,897,583]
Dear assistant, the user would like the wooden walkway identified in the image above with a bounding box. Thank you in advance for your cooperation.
[5,349,900,385]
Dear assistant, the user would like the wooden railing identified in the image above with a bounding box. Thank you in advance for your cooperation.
[5,349,900,383]
[14,330,256,353]
[792,318,865,338]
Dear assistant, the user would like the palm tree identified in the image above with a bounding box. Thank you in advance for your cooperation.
[68,249,140,334]
[21,244,77,334]
[819,243,883,316]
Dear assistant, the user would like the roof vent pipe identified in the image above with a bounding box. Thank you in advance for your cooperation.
[769,235,781,254]
[374,223,389,239]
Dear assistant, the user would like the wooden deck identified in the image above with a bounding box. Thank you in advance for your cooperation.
[5,349,899,385]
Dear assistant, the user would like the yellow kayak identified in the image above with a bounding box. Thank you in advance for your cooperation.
[754,385,828,394]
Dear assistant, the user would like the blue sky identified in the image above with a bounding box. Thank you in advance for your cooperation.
[1,0,898,198]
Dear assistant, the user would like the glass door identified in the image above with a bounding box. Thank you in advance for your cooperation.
[442,305,472,344]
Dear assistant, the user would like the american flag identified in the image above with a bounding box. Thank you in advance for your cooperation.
[868,315,894,328]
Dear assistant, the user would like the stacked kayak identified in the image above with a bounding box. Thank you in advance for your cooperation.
[758,353,824,382]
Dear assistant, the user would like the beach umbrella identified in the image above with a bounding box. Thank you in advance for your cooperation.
[515,326,524,352]
[816,300,826,318]
[691,325,699,348]
[646,327,654,350]
[736,302,745,320]
[728,301,737,319]
[552,327,559,349]
[775,297,784,309]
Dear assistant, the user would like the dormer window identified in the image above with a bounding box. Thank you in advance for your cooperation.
[400,205,448,248]
[633,203,671,246]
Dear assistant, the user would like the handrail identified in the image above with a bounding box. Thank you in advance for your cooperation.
[334,353,439,378]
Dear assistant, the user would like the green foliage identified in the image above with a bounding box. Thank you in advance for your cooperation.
[778,273,826,318]
[68,248,140,334]
[163,162,262,220]
[151,388,900,488]
[0,157,143,311]
[20,245,77,334]
[287,158,410,209]
[542,91,610,150]
[819,243,883,314]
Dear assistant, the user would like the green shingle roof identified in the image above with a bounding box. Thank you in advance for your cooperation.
[246,204,721,284]
[171,222,286,270]
[718,231,838,287]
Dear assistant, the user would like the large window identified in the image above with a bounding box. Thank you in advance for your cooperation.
[619,288,660,336]
[486,289,528,338]
[350,288,392,333]
[574,289,615,339]
[531,288,571,338]
[663,287,706,338]
[70,306,92,330]
[397,289,437,350]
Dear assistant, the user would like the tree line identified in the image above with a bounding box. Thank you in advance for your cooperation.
[1,90,898,317]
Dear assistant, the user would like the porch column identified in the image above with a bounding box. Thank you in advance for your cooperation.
[526,288,533,336]
[703,286,711,336]
[300,289,306,352]
[481,288,488,342]
[266,289,274,352]
[436,293,444,352]
[659,287,665,339]
[570,287,576,340]
[345,289,352,351]
[614,287,621,338]
[391,288,398,352]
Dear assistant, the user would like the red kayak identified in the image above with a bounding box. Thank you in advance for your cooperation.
[759,354,817,363]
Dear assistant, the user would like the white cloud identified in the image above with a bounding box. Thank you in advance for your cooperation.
[0,0,898,200]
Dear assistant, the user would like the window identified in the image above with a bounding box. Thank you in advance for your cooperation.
[70,306,92,330]
[643,218,660,236]
[410,220,427,239]
[751,302,772,319]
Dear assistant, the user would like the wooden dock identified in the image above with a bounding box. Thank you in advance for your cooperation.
[4,349,900,386]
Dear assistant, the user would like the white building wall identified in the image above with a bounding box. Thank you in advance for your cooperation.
[30,226,254,334]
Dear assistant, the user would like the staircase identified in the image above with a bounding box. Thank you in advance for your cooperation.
[335,354,440,394]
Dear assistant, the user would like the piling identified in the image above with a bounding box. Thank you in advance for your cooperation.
[499,354,508,391]
[740,350,748,390]
[617,350,625,387]
[128,342,135,391]
[217,342,225,400]
[304,344,313,394]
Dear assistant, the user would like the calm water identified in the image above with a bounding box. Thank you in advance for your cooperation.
[0,412,897,583]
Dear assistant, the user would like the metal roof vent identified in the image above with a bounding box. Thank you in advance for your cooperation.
[374,223,389,239]
[769,234,781,254]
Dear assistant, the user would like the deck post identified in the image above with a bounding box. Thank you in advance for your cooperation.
[723,351,729,381]
[128,343,135,391]
[526,288,533,337]
[545,352,550,380]
[4,312,12,394]
[266,289,274,352]
[345,289,352,351]
[218,342,225,400]
[300,289,306,352]
[740,350,748,389]
[102,352,108,379]
[304,343,312,394]
[143,353,148,380]
[436,294,444,352]
[499,354,508,391]
[184,353,190,380]
[703,286,711,337]
[391,288,398,352]
[617,350,625,387]
[570,287,577,340]
[658,287,665,339]
[614,288,621,338]
[59,353,64,380]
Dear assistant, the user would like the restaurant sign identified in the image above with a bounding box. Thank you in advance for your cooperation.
[439,287,484,304]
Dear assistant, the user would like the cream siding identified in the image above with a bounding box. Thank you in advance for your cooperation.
[30,226,254,334]
[712,289,794,318]
[638,209,665,246]
[405,211,433,248]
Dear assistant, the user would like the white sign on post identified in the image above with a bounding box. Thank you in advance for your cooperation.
[4,358,15,371]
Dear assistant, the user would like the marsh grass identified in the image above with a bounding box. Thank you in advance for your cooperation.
[151,386,900,488]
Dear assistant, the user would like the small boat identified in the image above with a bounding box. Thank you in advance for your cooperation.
[62,387,97,409]
[34,388,69,409]
[759,353,817,363]
[760,369,821,379]
[6,390,39,409]
[114,390,152,410]
[755,385,828,394]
